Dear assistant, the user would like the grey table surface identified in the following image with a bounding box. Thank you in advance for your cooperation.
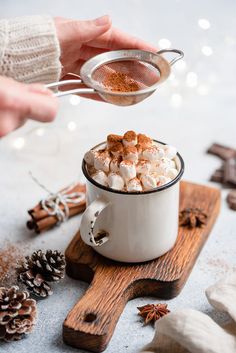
[0,0,236,352]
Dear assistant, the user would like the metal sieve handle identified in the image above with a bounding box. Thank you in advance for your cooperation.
[45,79,96,97]
[157,48,184,66]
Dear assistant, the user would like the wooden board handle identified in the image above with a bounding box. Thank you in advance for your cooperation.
[63,267,131,352]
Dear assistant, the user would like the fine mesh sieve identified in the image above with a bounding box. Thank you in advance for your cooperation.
[46,49,184,106]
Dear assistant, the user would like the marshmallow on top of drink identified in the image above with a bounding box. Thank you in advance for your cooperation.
[84,131,179,192]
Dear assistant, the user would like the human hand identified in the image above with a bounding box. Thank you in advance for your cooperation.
[54,15,157,99]
[0,76,58,137]
[55,15,157,77]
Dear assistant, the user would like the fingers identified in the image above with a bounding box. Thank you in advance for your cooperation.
[87,27,157,52]
[71,16,111,43]
[22,90,58,123]
[27,83,54,96]
[56,15,112,48]
[0,77,59,137]
[0,111,21,137]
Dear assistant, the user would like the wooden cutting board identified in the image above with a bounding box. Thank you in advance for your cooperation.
[63,181,221,352]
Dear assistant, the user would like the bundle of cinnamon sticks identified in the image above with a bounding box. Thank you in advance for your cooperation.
[27,183,86,234]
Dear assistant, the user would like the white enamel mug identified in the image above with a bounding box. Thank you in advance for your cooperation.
[80,141,184,263]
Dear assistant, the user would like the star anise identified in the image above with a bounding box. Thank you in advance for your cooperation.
[179,207,208,229]
[137,303,170,325]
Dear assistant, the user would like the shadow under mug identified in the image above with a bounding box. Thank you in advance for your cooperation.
[80,140,184,263]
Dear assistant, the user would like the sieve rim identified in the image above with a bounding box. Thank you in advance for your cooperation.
[80,50,171,96]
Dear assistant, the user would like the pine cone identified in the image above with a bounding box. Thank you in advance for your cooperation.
[18,250,65,298]
[0,286,37,342]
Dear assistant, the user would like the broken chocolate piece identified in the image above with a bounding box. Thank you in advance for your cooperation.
[207,143,236,160]
[224,158,236,186]
[210,165,224,183]
[226,190,236,211]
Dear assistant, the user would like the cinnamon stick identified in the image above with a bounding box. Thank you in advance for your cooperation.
[27,183,86,234]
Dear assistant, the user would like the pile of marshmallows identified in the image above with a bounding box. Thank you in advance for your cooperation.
[84,131,179,192]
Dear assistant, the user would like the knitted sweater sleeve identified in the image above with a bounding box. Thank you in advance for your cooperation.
[0,15,61,84]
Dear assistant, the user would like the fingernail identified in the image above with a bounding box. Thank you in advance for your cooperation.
[94,15,110,26]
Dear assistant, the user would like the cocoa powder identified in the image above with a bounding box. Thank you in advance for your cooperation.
[103,72,139,92]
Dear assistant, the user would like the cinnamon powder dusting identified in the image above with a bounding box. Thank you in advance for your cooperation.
[103,72,140,92]
[0,242,24,286]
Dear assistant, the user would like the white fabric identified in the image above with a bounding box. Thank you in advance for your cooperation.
[142,275,236,353]
[0,15,61,84]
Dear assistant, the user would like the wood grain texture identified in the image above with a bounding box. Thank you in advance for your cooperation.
[63,181,221,352]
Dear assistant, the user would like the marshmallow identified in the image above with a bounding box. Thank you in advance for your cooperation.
[150,160,161,172]
[136,144,144,158]
[166,167,179,179]
[86,131,178,193]
[136,159,151,174]
[143,146,165,161]
[141,174,157,190]
[123,146,138,163]
[137,134,152,148]
[123,131,137,147]
[126,178,143,192]
[153,157,175,174]
[161,157,176,167]
[91,170,108,186]
[110,156,122,173]
[149,172,160,183]
[158,175,172,186]
[94,151,111,173]
[108,172,125,191]
[110,142,124,157]
[164,145,177,159]
[119,160,136,181]
[87,165,97,176]
[107,134,123,148]
[84,149,97,166]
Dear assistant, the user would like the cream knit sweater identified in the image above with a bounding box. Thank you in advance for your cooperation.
[0,15,61,84]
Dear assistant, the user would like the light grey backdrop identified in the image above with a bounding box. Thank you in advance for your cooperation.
[0,1,236,353]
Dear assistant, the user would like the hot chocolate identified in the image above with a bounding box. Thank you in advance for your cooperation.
[84,131,179,192]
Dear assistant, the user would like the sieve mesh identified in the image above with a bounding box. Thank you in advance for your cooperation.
[91,60,161,93]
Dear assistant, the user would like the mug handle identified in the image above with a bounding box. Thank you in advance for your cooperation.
[80,198,110,247]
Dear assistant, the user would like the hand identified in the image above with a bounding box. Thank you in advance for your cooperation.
[54,15,157,100]
[0,76,58,137]
[55,15,157,77]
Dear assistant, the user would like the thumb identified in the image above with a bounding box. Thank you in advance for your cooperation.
[73,15,111,43]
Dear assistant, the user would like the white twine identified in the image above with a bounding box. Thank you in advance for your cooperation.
[29,172,85,224]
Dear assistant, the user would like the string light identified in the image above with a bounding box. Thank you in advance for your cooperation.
[158,38,171,49]
[170,93,183,108]
[186,72,198,88]
[67,121,77,131]
[198,18,211,30]
[70,95,81,106]
[35,128,45,136]
[13,137,25,149]
[201,46,213,56]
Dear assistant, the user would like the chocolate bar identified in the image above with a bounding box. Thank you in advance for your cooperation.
[207,143,236,160]
[224,157,236,186]
[227,190,236,210]
[210,165,224,183]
